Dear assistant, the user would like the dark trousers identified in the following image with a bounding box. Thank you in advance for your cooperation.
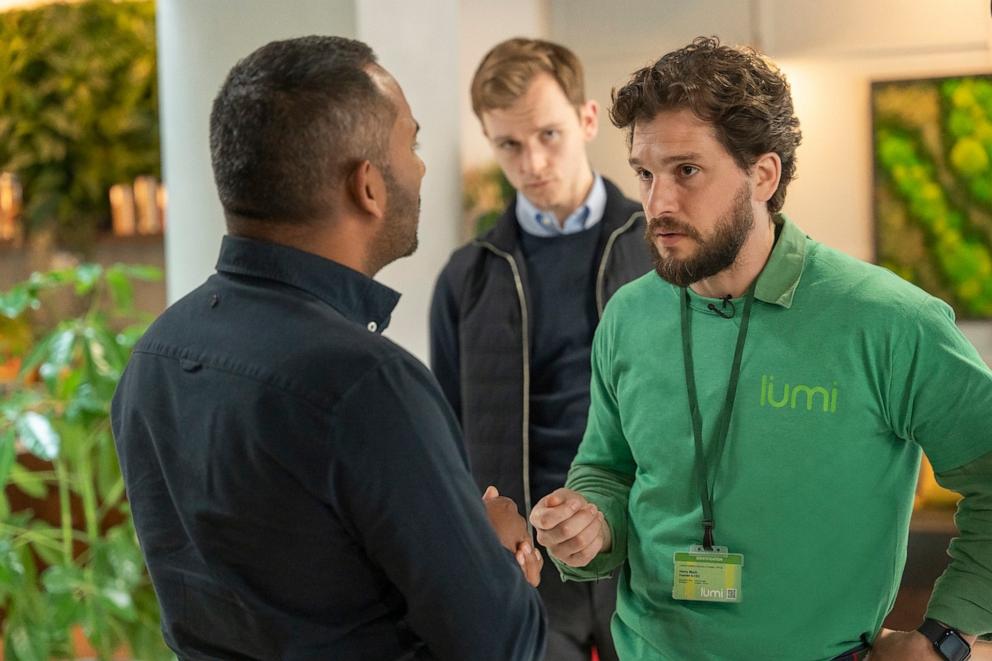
[538,549,619,661]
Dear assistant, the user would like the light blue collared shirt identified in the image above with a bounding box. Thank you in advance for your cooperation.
[516,174,607,237]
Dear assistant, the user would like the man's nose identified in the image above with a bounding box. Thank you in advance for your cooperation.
[521,145,547,177]
[643,178,677,220]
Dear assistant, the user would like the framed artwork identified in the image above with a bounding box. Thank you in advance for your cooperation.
[872,73,992,319]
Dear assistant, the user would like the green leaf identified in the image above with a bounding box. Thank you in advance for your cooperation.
[16,411,60,460]
[0,285,32,318]
[97,583,137,622]
[47,327,77,369]
[48,589,85,635]
[0,538,26,597]
[6,616,51,661]
[73,263,102,295]
[115,322,149,350]
[65,381,107,421]
[17,328,57,379]
[104,266,134,311]
[41,563,84,594]
[102,529,144,587]
[116,264,163,282]
[9,462,48,499]
[96,432,123,502]
[0,426,16,487]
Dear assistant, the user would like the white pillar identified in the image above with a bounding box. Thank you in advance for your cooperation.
[357,0,461,363]
[157,0,463,363]
[157,0,357,303]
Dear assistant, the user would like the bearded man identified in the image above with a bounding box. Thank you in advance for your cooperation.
[530,37,992,661]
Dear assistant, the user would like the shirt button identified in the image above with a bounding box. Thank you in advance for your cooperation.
[210,294,219,308]
[367,321,378,332]
[180,359,202,372]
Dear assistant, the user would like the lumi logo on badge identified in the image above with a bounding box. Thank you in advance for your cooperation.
[759,374,838,413]
[672,552,743,603]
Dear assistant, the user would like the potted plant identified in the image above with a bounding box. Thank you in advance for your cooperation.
[0,263,171,660]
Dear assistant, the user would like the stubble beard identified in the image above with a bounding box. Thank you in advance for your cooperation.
[645,183,754,288]
[370,166,421,272]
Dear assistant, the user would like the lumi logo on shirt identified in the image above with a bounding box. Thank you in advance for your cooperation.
[759,374,838,413]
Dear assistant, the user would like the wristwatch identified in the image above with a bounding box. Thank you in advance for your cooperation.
[917,618,972,661]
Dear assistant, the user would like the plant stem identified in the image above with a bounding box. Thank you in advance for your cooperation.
[78,444,112,659]
[54,456,73,563]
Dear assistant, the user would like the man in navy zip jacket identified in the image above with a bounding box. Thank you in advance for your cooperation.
[430,38,651,661]
[112,36,545,660]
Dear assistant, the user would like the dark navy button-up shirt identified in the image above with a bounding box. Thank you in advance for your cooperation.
[112,235,545,661]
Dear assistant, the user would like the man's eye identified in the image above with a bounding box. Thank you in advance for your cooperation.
[679,165,699,177]
[635,168,652,181]
[542,129,559,140]
[499,141,518,151]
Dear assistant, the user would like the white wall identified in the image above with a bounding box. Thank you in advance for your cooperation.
[547,0,992,362]
[459,0,549,170]
[157,0,358,303]
[157,0,462,364]
[549,0,757,204]
[150,0,992,364]
[358,0,461,363]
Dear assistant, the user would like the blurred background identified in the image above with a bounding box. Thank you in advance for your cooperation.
[0,0,989,658]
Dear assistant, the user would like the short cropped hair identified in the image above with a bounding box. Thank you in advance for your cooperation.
[610,36,802,213]
[209,35,396,224]
[470,38,585,119]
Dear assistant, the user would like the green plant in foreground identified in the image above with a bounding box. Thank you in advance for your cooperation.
[0,264,172,660]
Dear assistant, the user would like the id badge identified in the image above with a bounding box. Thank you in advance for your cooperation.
[672,545,743,603]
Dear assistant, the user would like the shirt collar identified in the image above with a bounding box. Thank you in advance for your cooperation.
[215,235,401,333]
[516,173,607,237]
[754,214,806,308]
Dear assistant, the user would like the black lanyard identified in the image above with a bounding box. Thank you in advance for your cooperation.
[680,285,755,550]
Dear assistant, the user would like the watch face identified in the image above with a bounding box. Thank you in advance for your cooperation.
[938,631,971,661]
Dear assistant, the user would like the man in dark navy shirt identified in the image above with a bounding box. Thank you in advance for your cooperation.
[111,36,546,660]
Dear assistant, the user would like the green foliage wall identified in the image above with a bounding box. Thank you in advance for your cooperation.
[873,75,992,318]
[0,0,159,251]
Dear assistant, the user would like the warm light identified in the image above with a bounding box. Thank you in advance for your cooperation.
[0,172,22,241]
[109,183,136,237]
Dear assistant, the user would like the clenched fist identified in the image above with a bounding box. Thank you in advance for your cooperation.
[529,488,611,567]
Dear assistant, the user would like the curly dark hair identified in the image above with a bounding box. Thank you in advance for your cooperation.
[610,36,801,213]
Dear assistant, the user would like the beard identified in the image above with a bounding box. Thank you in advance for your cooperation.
[645,182,754,288]
[370,166,421,270]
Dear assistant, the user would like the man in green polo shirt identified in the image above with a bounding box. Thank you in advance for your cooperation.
[530,37,992,661]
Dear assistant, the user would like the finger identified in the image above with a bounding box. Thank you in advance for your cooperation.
[537,504,599,547]
[553,509,605,557]
[523,549,543,587]
[529,495,584,530]
[562,535,603,568]
[482,485,499,501]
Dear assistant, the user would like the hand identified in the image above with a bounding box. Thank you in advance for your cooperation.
[482,486,542,587]
[529,488,611,567]
[514,538,543,588]
[867,628,943,660]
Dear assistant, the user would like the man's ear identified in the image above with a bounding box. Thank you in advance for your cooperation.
[579,99,599,142]
[347,160,387,219]
[751,152,781,205]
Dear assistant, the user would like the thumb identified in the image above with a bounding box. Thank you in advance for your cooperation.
[482,485,499,501]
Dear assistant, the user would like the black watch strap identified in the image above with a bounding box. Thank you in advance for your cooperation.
[918,618,972,661]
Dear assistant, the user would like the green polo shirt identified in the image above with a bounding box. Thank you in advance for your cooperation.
[558,216,992,659]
